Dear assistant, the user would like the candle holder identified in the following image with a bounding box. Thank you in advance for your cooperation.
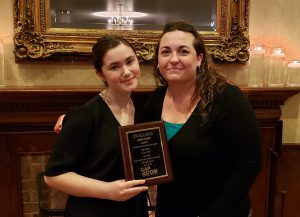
[248,44,266,87]
[267,47,285,86]
[286,60,300,87]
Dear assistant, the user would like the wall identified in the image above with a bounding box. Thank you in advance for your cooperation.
[249,0,300,143]
[0,0,300,143]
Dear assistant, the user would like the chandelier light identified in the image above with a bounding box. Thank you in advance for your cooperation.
[93,4,147,26]
[108,15,133,26]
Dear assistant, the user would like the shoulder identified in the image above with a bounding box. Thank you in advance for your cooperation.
[216,83,247,105]
[139,86,167,122]
[146,86,167,107]
[213,82,254,115]
[63,95,103,127]
[149,86,167,100]
[220,83,243,99]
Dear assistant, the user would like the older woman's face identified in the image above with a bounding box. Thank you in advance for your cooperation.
[158,30,202,84]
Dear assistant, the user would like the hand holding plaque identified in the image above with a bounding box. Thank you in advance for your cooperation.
[119,121,173,186]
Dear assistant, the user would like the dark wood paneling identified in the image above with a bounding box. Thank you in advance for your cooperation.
[250,121,282,217]
[274,145,300,217]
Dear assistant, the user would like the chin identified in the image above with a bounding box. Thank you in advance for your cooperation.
[123,82,138,92]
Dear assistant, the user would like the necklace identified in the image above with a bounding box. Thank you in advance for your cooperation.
[99,90,111,104]
[99,90,134,125]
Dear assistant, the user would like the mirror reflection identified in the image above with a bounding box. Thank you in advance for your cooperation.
[50,0,217,31]
[14,0,250,63]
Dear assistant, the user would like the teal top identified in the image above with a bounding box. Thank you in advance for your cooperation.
[164,121,184,141]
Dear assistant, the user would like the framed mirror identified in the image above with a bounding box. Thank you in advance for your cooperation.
[13,0,250,63]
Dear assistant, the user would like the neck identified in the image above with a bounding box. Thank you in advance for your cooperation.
[100,88,135,126]
[167,80,196,102]
[101,89,132,108]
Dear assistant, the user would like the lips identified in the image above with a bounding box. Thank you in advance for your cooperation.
[166,68,182,70]
[121,77,135,83]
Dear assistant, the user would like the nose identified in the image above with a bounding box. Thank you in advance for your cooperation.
[170,52,179,63]
[122,66,131,77]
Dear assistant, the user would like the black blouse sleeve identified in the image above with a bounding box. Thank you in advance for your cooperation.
[45,106,93,176]
[207,84,262,217]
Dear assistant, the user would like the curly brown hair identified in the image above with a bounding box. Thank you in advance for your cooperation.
[153,21,227,123]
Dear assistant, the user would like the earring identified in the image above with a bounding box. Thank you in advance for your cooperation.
[156,65,160,74]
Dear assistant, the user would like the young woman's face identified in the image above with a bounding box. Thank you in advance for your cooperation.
[100,43,141,93]
[158,30,203,84]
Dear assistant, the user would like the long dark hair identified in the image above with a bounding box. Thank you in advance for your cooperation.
[154,21,226,123]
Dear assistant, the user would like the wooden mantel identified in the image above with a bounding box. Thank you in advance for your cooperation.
[1,86,300,217]
[241,87,300,120]
[0,86,299,121]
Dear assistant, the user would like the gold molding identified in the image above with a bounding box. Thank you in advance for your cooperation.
[13,0,250,63]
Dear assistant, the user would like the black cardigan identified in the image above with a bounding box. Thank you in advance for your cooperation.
[143,83,262,217]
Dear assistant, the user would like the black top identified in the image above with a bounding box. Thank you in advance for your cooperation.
[45,95,148,217]
[143,83,262,217]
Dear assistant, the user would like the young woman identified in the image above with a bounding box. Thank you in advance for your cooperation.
[143,21,262,217]
[44,36,149,217]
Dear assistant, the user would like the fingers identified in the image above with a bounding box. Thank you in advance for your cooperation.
[54,123,62,134]
[115,180,148,201]
[126,185,148,196]
[124,180,148,195]
[126,179,146,188]
[53,115,65,134]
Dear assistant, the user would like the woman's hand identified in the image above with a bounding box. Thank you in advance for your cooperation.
[105,179,148,201]
[45,173,148,201]
[54,114,65,134]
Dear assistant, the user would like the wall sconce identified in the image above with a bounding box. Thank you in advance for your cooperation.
[0,39,5,86]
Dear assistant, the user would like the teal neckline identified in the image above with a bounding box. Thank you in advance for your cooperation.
[164,121,184,141]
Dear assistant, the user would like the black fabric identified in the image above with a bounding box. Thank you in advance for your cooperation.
[45,95,148,217]
[142,83,262,217]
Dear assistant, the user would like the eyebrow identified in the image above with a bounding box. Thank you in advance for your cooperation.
[160,45,190,50]
[107,55,135,67]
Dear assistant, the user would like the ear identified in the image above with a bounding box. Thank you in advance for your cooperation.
[197,53,203,66]
[96,70,106,82]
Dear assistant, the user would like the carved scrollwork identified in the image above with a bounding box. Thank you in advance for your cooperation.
[209,26,250,62]
[14,5,74,60]
[13,0,250,64]
[129,39,156,62]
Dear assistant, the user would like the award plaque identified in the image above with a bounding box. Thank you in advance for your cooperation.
[119,121,173,186]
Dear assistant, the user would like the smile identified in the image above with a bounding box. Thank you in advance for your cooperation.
[121,77,135,83]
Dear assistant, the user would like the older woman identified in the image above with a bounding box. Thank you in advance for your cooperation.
[143,21,262,217]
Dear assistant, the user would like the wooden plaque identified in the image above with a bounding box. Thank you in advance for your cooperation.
[119,121,173,186]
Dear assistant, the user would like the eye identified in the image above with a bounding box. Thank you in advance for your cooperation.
[179,49,190,55]
[109,65,120,71]
[160,49,170,56]
[127,58,135,65]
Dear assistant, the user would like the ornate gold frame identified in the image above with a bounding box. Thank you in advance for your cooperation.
[13,0,250,63]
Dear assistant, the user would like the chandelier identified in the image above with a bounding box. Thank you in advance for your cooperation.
[108,15,133,26]
[93,3,147,26]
